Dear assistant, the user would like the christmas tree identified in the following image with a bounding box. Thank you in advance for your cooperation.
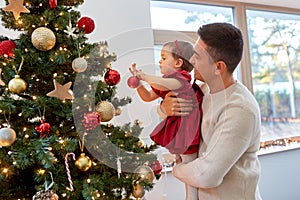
[0,0,162,199]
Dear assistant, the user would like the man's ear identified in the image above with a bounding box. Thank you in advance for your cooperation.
[215,60,226,74]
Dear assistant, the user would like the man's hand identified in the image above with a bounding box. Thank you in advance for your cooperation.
[161,92,193,116]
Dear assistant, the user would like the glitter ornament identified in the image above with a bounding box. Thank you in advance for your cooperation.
[72,57,87,73]
[127,76,140,88]
[134,165,155,183]
[32,189,59,200]
[0,40,16,58]
[31,27,56,51]
[81,111,100,130]
[77,17,95,34]
[35,119,51,138]
[104,69,121,86]
[0,127,17,147]
[8,74,27,94]
[75,153,92,171]
[95,101,115,122]
[149,160,163,175]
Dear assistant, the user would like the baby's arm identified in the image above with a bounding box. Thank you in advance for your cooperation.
[137,85,159,102]
[139,73,182,91]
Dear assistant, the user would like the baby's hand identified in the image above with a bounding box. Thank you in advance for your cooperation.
[129,63,138,76]
[129,63,146,80]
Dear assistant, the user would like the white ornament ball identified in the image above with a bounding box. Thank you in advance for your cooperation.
[31,27,56,51]
[0,127,16,146]
[72,57,87,72]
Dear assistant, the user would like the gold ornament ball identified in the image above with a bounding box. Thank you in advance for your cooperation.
[31,27,56,51]
[132,182,145,198]
[95,101,115,122]
[134,165,155,183]
[72,57,87,73]
[75,153,92,171]
[8,75,27,94]
[0,127,17,147]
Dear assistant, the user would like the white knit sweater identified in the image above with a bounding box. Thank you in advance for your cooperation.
[173,81,262,200]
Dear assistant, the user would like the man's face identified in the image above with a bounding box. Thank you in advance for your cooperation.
[189,38,216,82]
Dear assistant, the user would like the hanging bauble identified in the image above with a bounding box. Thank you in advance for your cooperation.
[77,16,95,34]
[31,27,56,51]
[0,40,16,58]
[0,127,17,147]
[35,119,51,138]
[75,153,92,171]
[149,160,163,176]
[8,75,27,94]
[95,101,115,122]
[32,189,59,200]
[134,165,155,183]
[127,76,140,88]
[81,111,101,130]
[132,182,145,198]
[72,57,87,73]
[104,69,121,86]
[49,0,57,9]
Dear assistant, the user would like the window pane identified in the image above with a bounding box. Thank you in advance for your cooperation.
[247,10,300,145]
[150,1,233,31]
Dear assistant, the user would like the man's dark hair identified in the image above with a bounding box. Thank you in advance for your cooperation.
[197,23,243,73]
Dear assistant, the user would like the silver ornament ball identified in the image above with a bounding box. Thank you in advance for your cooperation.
[72,57,88,72]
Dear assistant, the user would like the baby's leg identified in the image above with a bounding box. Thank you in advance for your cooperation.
[181,153,198,200]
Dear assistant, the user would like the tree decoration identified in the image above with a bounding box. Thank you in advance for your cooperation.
[0,40,16,58]
[35,119,51,138]
[65,152,76,192]
[46,80,74,100]
[49,0,57,9]
[72,57,87,73]
[134,165,155,183]
[31,27,56,51]
[8,57,27,94]
[132,182,145,198]
[75,153,92,171]
[64,19,77,38]
[0,127,17,147]
[32,172,58,200]
[127,75,140,88]
[77,16,95,34]
[149,160,163,180]
[0,69,5,86]
[81,111,100,130]
[104,69,121,86]
[95,101,115,122]
[1,0,30,20]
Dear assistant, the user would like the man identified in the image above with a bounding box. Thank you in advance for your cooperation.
[160,23,262,200]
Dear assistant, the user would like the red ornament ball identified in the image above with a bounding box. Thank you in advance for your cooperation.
[0,40,16,58]
[104,69,121,86]
[127,76,140,88]
[77,17,95,34]
[149,160,163,175]
[82,112,101,130]
[49,0,57,9]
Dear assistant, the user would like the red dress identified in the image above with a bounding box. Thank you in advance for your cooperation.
[150,70,203,154]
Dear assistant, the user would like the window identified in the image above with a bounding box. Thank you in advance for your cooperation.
[247,9,300,150]
[151,0,300,153]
